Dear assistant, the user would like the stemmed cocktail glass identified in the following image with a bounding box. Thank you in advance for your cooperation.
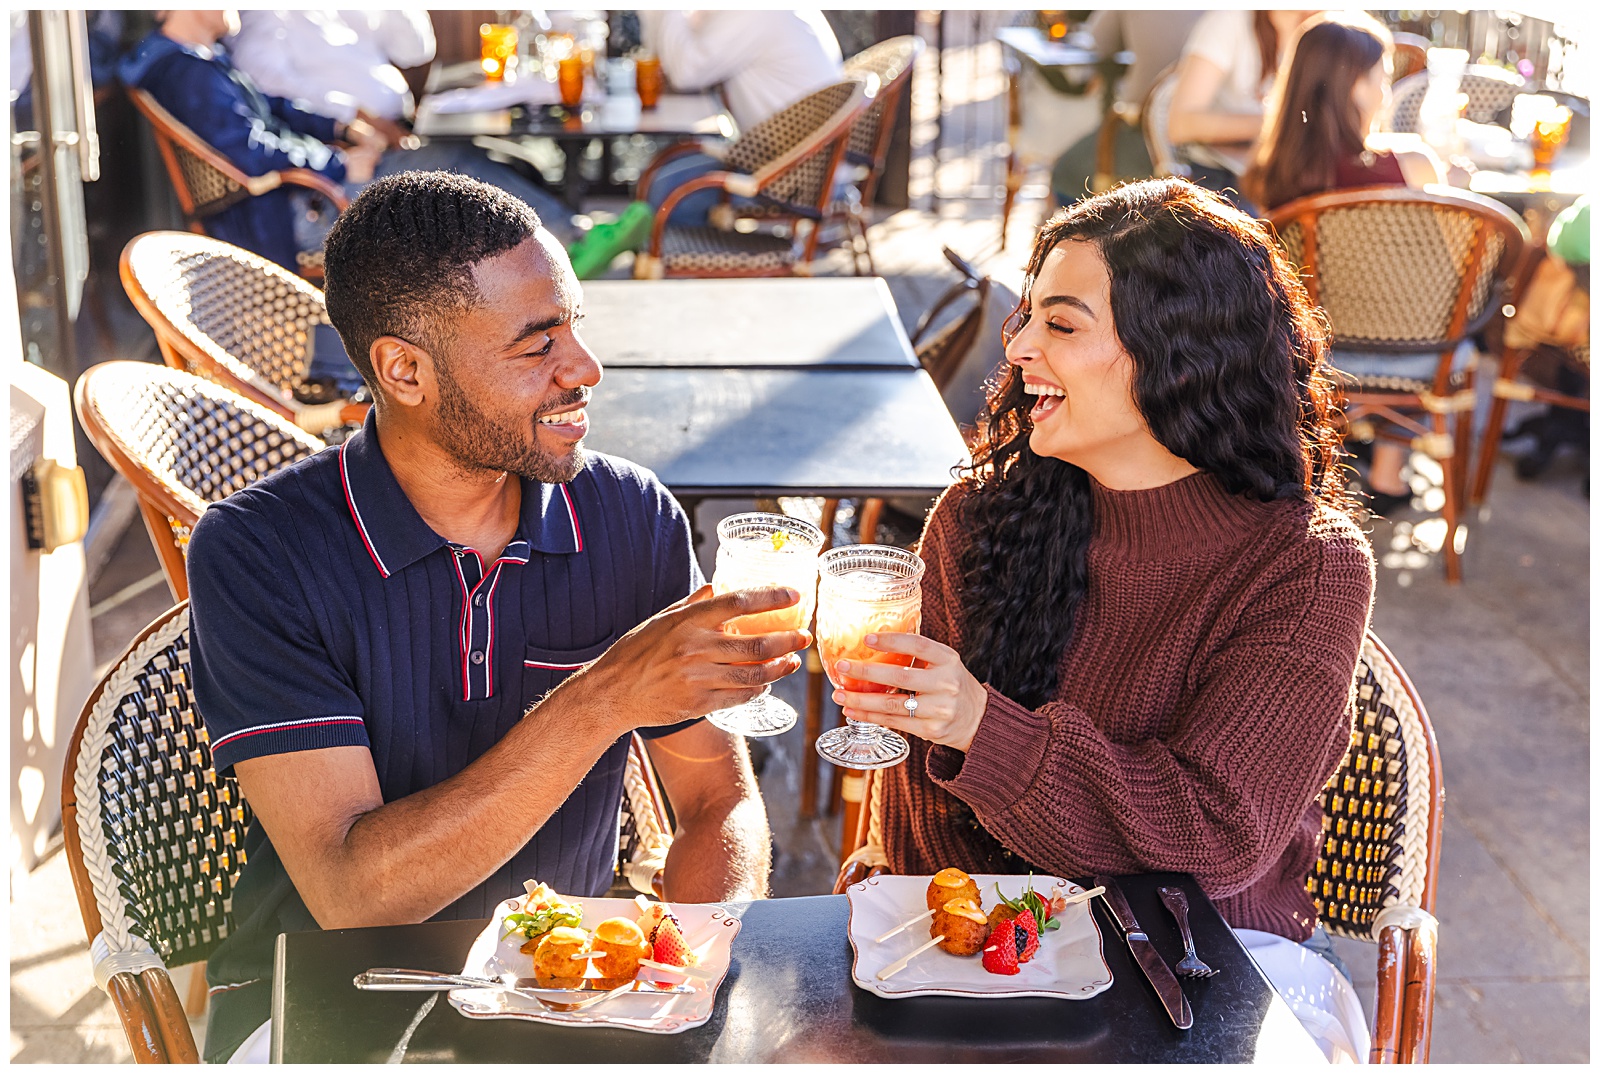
[814,545,925,770]
[703,512,824,738]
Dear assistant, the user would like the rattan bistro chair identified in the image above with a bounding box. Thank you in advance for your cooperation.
[121,232,368,434]
[832,36,925,275]
[1383,66,1526,136]
[1265,185,1528,583]
[74,362,326,602]
[1141,65,1188,180]
[128,88,348,281]
[833,632,1444,1064]
[63,601,678,1062]
[632,77,876,279]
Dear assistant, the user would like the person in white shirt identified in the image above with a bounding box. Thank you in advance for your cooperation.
[226,10,434,143]
[639,9,843,132]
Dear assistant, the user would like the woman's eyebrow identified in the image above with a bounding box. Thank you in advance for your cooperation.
[1037,294,1096,319]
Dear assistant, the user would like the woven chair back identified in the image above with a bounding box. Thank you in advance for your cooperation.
[128,88,253,223]
[842,37,923,167]
[1310,633,1443,940]
[1266,186,1527,352]
[1383,66,1526,134]
[63,603,250,970]
[1140,65,1187,179]
[122,231,330,408]
[74,362,324,597]
[722,78,872,211]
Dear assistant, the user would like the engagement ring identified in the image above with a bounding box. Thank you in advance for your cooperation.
[903,695,919,716]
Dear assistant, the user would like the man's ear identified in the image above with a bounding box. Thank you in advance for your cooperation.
[370,336,433,409]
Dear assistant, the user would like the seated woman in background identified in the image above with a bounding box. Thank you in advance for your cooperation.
[833,179,1375,1063]
[1167,9,1319,207]
[1243,10,1451,513]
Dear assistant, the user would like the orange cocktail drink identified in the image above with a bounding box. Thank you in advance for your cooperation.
[815,545,925,770]
[704,512,824,737]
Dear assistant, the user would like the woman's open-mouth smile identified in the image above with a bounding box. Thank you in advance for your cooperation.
[1023,378,1066,421]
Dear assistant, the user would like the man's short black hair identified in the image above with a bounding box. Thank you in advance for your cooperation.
[322,170,542,391]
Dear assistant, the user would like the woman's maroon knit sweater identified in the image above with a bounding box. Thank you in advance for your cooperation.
[881,471,1375,941]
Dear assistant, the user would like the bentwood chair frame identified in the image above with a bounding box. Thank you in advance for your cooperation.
[632,77,877,279]
[120,232,369,434]
[63,599,677,1063]
[833,36,925,275]
[834,631,1444,1064]
[1382,65,1526,136]
[1265,184,1529,583]
[73,361,328,602]
[127,88,348,281]
[1140,65,1189,180]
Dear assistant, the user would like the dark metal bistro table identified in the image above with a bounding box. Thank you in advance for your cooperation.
[579,278,918,370]
[271,872,1323,1063]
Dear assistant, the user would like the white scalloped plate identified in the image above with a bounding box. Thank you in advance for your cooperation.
[448,895,739,1034]
[846,874,1113,1000]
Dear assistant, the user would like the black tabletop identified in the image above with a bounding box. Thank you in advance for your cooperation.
[581,278,918,369]
[581,367,969,499]
[273,873,1321,1063]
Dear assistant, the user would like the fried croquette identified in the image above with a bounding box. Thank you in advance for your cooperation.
[926,867,981,911]
[987,902,1021,931]
[531,925,592,988]
[590,917,651,989]
[932,897,990,956]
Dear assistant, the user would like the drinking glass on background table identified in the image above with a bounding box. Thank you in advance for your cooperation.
[704,513,824,737]
[479,23,518,82]
[636,54,663,110]
[815,545,925,770]
[557,55,585,109]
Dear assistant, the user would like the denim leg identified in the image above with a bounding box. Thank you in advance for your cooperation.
[639,151,724,228]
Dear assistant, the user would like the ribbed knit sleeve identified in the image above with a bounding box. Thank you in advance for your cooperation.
[882,474,1376,941]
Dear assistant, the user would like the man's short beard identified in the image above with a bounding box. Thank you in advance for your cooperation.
[432,352,584,484]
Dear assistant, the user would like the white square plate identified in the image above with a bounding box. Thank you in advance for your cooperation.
[846,874,1113,1000]
[448,895,739,1033]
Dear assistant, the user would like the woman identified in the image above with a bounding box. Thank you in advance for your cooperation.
[1243,11,1449,513]
[834,179,1375,1062]
[1167,9,1320,204]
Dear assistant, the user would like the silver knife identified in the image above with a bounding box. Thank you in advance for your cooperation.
[1093,876,1193,1030]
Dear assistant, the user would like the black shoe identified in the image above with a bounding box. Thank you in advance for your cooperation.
[1365,489,1412,517]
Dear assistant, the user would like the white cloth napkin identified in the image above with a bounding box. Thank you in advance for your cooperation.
[420,77,561,115]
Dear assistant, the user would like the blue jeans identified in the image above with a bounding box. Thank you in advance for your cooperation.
[1330,339,1475,383]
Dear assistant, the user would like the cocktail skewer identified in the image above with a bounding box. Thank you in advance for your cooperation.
[1059,885,1104,906]
[877,935,945,981]
[638,958,714,980]
[874,908,935,944]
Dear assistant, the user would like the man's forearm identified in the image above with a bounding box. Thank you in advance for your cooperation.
[660,790,771,903]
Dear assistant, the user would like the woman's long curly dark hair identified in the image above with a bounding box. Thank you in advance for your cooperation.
[958,178,1349,709]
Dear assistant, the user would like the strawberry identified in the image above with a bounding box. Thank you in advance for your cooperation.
[982,919,1021,975]
[1014,908,1041,964]
[650,914,697,967]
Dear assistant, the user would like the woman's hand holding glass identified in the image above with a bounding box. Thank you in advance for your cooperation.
[832,634,989,753]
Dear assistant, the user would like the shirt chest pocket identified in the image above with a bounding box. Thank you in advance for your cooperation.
[523,637,618,697]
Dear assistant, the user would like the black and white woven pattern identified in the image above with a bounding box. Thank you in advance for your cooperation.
[125,232,330,400]
[74,606,251,968]
[659,226,796,276]
[1309,637,1436,940]
[842,37,921,165]
[723,80,863,212]
[1383,67,1526,134]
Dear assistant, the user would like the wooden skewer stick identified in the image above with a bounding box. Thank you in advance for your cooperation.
[1060,885,1104,906]
[874,908,935,944]
[877,935,945,981]
[638,958,714,980]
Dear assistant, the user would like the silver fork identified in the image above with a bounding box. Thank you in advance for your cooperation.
[1157,886,1217,978]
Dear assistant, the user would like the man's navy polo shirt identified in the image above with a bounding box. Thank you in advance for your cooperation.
[186,411,702,988]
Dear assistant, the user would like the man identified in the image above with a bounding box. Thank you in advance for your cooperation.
[186,171,807,1061]
[119,10,574,273]
[225,10,435,143]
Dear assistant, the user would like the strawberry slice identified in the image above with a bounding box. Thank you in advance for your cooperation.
[650,914,697,967]
[982,919,1021,975]
[1014,908,1040,964]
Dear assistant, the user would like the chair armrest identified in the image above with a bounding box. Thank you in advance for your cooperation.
[140,967,201,1063]
[1369,904,1439,1063]
[278,168,351,210]
[644,171,758,256]
[636,139,711,198]
[105,971,168,1062]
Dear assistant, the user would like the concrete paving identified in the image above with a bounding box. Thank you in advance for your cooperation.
[10,21,1587,1064]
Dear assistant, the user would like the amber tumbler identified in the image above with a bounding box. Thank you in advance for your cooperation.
[636,55,663,109]
[557,55,584,109]
[479,23,518,82]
